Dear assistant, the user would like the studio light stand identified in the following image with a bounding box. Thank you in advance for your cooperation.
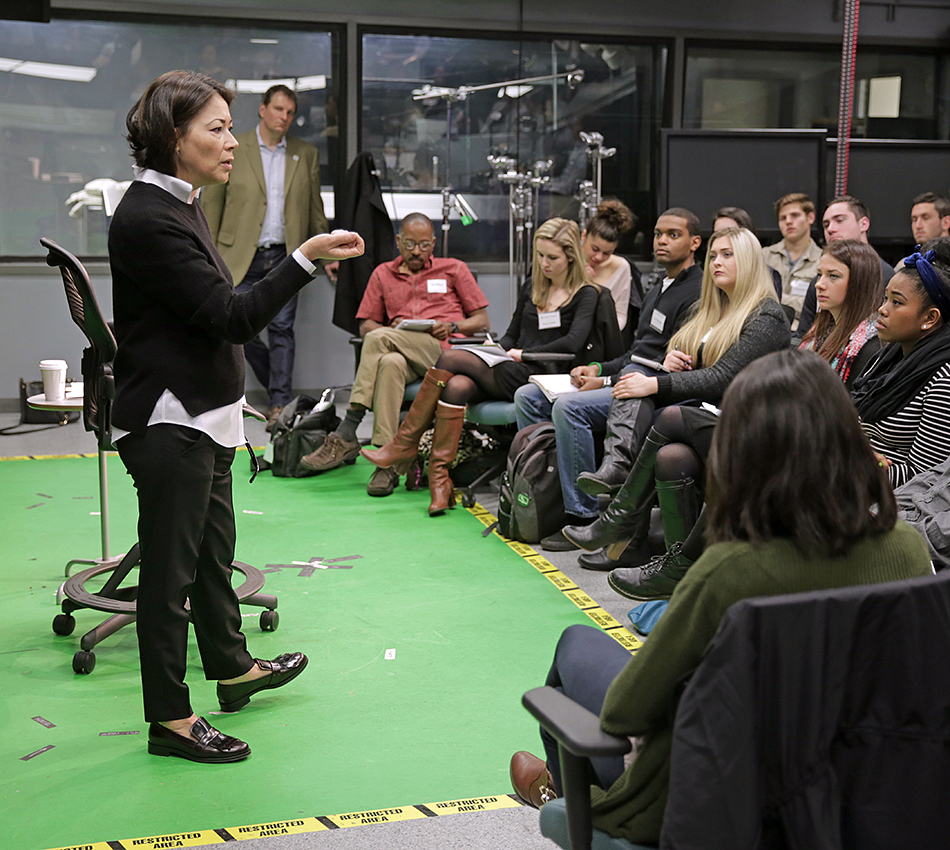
[413,69,584,259]
[576,131,616,232]
[488,156,554,310]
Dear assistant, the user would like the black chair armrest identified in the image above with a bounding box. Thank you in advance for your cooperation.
[522,352,575,363]
[523,686,631,759]
[522,352,576,374]
[523,686,631,850]
[349,336,364,373]
[449,334,489,344]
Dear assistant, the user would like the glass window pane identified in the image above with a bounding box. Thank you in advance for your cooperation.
[0,17,337,258]
[685,45,938,140]
[362,33,666,260]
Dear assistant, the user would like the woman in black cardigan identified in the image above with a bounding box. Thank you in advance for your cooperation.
[110,70,362,763]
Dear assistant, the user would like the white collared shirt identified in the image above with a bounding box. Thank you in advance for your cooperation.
[257,124,287,247]
[132,165,195,204]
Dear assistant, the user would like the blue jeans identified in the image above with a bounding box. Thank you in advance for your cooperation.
[514,382,611,519]
[236,245,296,408]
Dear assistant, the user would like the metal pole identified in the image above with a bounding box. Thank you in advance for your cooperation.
[835,0,861,196]
[509,185,517,313]
[442,100,453,256]
[98,441,110,560]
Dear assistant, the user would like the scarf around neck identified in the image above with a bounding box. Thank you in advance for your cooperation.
[851,323,950,423]
[801,316,878,385]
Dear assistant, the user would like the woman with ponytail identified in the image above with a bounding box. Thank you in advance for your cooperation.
[581,199,637,331]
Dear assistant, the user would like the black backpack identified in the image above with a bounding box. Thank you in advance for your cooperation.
[497,422,568,543]
[268,392,341,478]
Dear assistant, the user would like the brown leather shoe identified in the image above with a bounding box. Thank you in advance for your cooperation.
[264,405,283,433]
[148,717,250,763]
[301,433,360,471]
[367,466,399,497]
[509,751,557,808]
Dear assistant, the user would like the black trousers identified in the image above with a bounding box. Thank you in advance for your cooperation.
[118,424,254,722]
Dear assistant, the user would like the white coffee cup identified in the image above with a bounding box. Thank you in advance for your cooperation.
[39,359,68,402]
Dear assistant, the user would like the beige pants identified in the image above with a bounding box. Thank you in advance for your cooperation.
[350,327,444,447]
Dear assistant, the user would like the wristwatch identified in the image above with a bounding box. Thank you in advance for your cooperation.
[449,322,458,334]
[603,375,613,387]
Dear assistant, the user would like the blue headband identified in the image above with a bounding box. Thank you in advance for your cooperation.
[902,248,950,321]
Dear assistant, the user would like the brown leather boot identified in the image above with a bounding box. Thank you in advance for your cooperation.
[427,401,465,516]
[360,367,451,473]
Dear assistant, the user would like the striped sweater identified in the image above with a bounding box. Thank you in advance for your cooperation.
[861,361,950,487]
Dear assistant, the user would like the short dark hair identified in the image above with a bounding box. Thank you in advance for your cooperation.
[262,84,298,109]
[912,191,950,219]
[825,194,870,223]
[774,192,815,217]
[706,349,896,556]
[712,206,754,233]
[126,70,233,176]
[399,212,434,234]
[659,207,701,238]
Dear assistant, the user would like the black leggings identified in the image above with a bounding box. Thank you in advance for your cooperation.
[434,348,510,406]
[653,406,706,485]
[652,405,717,560]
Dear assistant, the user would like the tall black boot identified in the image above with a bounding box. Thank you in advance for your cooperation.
[656,477,703,551]
[576,397,647,497]
[608,481,703,601]
[562,430,671,559]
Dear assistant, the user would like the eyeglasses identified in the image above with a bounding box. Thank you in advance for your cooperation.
[398,237,436,251]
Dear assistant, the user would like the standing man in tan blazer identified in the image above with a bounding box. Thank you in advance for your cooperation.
[202,84,334,428]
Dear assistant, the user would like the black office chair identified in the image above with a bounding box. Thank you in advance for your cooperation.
[524,569,950,850]
[41,237,278,674]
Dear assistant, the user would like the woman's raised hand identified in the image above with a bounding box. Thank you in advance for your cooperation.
[300,230,365,262]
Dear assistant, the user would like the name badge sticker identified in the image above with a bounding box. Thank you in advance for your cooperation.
[538,310,562,330]
[427,279,448,294]
[650,309,667,333]
[790,278,810,298]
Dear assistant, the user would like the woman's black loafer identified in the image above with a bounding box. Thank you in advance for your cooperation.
[216,652,309,712]
[147,717,250,763]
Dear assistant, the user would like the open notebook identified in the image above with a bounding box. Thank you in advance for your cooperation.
[527,373,579,402]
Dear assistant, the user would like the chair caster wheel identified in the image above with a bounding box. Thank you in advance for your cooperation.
[53,613,76,636]
[260,610,279,631]
[461,492,476,508]
[73,650,96,674]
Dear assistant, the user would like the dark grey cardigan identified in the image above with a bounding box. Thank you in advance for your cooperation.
[654,297,791,404]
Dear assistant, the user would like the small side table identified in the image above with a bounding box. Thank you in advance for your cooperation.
[27,382,114,568]
[26,381,85,412]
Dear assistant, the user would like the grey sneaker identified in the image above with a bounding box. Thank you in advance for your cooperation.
[367,466,399,497]
[300,432,360,472]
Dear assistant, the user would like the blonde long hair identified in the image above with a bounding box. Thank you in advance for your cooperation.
[669,227,777,366]
[530,218,591,307]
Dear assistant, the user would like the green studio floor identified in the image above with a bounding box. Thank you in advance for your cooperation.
[1,452,612,850]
